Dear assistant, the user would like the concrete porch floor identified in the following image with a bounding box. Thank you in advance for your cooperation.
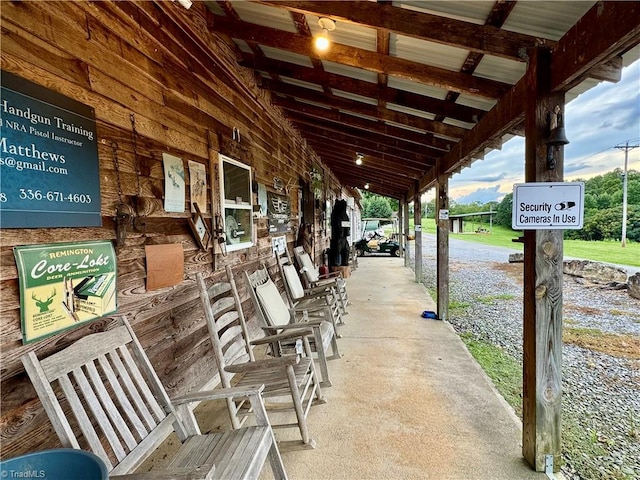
[259,256,545,480]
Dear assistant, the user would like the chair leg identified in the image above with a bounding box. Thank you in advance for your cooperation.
[303,337,326,404]
[329,325,341,360]
[248,393,288,480]
[285,365,316,448]
[312,326,332,387]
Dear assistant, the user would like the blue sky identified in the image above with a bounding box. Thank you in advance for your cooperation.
[441,58,640,205]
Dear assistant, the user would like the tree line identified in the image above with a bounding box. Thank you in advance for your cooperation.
[449,168,639,242]
[362,168,639,243]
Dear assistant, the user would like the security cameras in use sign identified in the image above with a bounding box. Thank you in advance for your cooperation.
[512,182,584,230]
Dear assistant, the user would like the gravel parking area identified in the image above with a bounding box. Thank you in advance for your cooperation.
[408,235,640,480]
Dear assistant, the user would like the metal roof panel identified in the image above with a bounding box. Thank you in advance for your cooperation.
[230,2,298,33]
[394,1,494,25]
[390,34,468,71]
[502,2,595,40]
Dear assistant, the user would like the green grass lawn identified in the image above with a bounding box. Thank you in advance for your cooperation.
[407,220,639,267]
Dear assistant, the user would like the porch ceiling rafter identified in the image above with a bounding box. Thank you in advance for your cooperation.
[409,0,640,198]
[207,14,512,99]
[255,0,551,62]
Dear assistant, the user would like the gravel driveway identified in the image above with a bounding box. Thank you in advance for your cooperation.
[408,234,640,480]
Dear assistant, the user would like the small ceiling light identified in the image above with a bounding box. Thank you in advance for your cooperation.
[364,183,370,190]
[314,17,336,52]
[355,152,364,165]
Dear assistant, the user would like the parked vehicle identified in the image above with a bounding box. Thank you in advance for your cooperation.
[354,218,400,257]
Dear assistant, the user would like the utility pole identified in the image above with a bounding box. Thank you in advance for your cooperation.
[614,141,639,247]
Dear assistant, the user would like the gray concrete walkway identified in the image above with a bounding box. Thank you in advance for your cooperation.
[263,256,545,480]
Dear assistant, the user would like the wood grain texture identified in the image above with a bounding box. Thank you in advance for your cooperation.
[0,0,335,459]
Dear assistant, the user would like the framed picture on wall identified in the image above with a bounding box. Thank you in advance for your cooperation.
[188,204,211,250]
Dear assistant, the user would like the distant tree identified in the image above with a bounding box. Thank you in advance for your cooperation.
[494,193,514,228]
[362,193,393,218]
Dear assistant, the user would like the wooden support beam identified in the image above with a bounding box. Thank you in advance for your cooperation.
[269,81,469,140]
[210,16,511,99]
[403,198,410,268]
[256,1,550,62]
[413,184,422,284]
[273,96,454,153]
[522,47,564,473]
[398,198,405,258]
[408,0,640,200]
[436,174,449,322]
[243,55,486,124]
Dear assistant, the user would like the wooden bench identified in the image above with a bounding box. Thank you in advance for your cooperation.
[21,315,287,480]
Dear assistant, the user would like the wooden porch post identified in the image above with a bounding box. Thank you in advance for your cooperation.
[413,186,423,283]
[522,46,564,472]
[398,197,405,260]
[436,174,449,322]
[403,197,410,267]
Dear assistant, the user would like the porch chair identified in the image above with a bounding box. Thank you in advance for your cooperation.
[293,246,349,316]
[245,263,340,387]
[21,315,287,480]
[276,249,344,329]
[196,267,325,451]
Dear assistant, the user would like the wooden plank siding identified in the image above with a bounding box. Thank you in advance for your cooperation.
[0,0,338,459]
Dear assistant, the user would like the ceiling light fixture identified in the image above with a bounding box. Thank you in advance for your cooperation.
[314,17,336,52]
[364,183,370,190]
[173,0,192,9]
[355,152,364,166]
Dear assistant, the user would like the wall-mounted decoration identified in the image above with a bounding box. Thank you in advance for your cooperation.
[188,204,211,250]
[273,177,285,193]
[268,191,291,234]
[13,240,117,344]
[308,167,323,200]
[145,243,184,291]
[0,71,101,228]
[188,160,207,213]
[271,235,286,256]
[163,153,185,212]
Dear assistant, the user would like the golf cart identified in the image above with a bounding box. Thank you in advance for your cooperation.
[354,218,401,257]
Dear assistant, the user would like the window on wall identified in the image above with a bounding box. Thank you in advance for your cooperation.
[219,154,253,251]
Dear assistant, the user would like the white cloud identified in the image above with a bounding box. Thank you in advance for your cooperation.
[447,59,640,203]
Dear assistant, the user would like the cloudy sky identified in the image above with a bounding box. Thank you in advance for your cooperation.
[441,58,640,205]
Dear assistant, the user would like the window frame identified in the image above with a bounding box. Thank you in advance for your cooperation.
[219,154,253,252]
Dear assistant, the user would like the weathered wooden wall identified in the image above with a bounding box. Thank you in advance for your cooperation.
[0,0,341,458]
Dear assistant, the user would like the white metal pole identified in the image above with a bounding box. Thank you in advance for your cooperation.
[621,142,629,248]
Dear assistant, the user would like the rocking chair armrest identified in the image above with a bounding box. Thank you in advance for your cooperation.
[171,384,265,405]
[250,328,314,345]
[291,303,330,314]
[303,284,333,295]
[295,291,332,303]
[111,465,215,480]
[319,271,343,279]
[287,320,324,328]
[224,356,299,373]
[310,278,340,288]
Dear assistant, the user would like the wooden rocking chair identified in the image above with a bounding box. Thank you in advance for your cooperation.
[21,315,287,480]
[245,264,340,388]
[293,246,349,316]
[196,267,325,450]
[276,250,344,329]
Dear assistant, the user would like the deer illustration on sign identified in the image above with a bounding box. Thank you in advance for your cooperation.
[32,289,56,312]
